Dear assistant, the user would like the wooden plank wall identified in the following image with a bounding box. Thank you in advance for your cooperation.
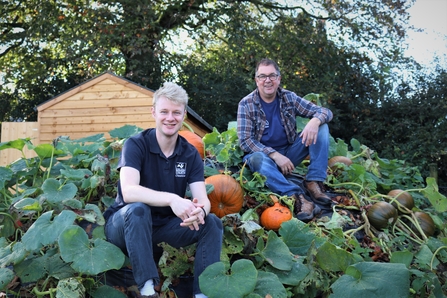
[0,122,39,166]
[38,77,156,144]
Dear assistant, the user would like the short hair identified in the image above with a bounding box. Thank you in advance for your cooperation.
[255,58,281,77]
[153,82,188,107]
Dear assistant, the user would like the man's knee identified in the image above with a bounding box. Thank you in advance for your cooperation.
[247,152,268,170]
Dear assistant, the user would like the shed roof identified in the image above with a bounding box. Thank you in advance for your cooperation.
[37,71,213,132]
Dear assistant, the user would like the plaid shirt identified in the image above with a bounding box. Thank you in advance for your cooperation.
[237,87,333,155]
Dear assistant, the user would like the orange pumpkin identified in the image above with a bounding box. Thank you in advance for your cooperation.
[205,174,244,218]
[179,130,205,159]
[260,202,292,231]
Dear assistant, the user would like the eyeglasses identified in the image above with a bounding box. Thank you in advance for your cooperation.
[256,74,279,81]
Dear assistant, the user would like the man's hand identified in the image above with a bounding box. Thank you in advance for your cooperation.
[178,198,205,231]
[300,118,321,147]
[270,151,294,175]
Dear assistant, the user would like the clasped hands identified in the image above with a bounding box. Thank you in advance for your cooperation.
[178,198,206,231]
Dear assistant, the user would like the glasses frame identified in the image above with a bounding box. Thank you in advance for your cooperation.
[256,73,280,82]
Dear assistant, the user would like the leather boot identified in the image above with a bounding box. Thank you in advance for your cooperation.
[303,180,332,206]
[292,193,320,222]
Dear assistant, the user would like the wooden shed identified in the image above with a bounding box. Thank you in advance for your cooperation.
[1,72,212,165]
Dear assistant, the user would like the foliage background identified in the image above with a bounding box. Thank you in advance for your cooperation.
[1,0,446,190]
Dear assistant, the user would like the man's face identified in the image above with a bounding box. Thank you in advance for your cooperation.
[152,96,185,137]
[255,64,281,102]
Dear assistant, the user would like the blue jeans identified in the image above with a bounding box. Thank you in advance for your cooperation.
[243,123,330,196]
[105,202,223,295]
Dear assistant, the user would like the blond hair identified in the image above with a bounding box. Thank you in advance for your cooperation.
[153,82,188,107]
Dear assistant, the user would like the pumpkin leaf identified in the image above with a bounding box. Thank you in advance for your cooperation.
[260,231,294,271]
[22,210,77,251]
[199,259,258,298]
[330,262,410,298]
[0,267,15,291]
[59,225,125,275]
[316,241,356,272]
[265,258,309,286]
[41,178,78,204]
[422,177,447,212]
[252,271,287,298]
[280,218,319,256]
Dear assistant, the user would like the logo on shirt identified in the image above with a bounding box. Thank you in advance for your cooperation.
[175,162,187,177]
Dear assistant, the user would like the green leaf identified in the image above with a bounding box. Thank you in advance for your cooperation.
[265,258,309,286]
[13,197,42,212]
[316,241,356,272]
[108,124,142,139]
[0,138,28,151]
[90,285,127,298]
[33,143,64,159]
[330,262,410,298]
[41,178,78,204]
[0,241,27,268]
[199,259,257,298]
[390,250,413,268]
[261,231,294,271]
[0,267,15,291]
[22,210,77,251]
[252,271,287,298]
[422,177,447,212]
[59,225,125,275]
[56,277,86,298]
[0,167,13,189]
[280,218,317,255]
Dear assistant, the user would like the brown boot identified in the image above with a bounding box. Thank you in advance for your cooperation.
[292,193,320,222]
[303,180,332,206]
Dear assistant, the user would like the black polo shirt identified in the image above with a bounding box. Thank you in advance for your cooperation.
[103,128,204,224]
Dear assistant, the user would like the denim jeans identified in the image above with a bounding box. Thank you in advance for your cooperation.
[105,202,223,295]
[243,123,330,196]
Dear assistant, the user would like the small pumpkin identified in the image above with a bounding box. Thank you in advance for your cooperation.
[260,202,292,231]
[328,156,352,170]
[411,211,435,237]
[178,130,205,159]
[205,174,244,218]
[367,201,398,230]
[387,189,414,213]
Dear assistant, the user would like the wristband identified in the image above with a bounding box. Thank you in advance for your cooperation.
[200,207,207,220]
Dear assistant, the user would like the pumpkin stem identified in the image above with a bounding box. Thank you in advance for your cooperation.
[182,121,194,132]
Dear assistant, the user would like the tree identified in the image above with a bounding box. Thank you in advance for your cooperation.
[1,0,414,122]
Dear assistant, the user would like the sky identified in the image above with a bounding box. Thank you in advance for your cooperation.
[405,0,447,69]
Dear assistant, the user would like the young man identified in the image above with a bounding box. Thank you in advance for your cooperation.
[237,58,333,222]
[104,82,223,298]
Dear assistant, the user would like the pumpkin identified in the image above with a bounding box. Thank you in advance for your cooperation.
[205,174,244,218]
[260,202,292,231]
[387,189,414,213]
[178,130,205,159]
[411,211,435,237]
[328,156,352,170]
[367,201,398,230]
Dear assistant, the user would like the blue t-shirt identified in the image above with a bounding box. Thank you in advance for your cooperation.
[260,98,288,150]
[103,128,204,223]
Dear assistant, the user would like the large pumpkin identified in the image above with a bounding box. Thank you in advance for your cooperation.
[205,174,244,218]
[179,130,205,159]
[260,202,292,231]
